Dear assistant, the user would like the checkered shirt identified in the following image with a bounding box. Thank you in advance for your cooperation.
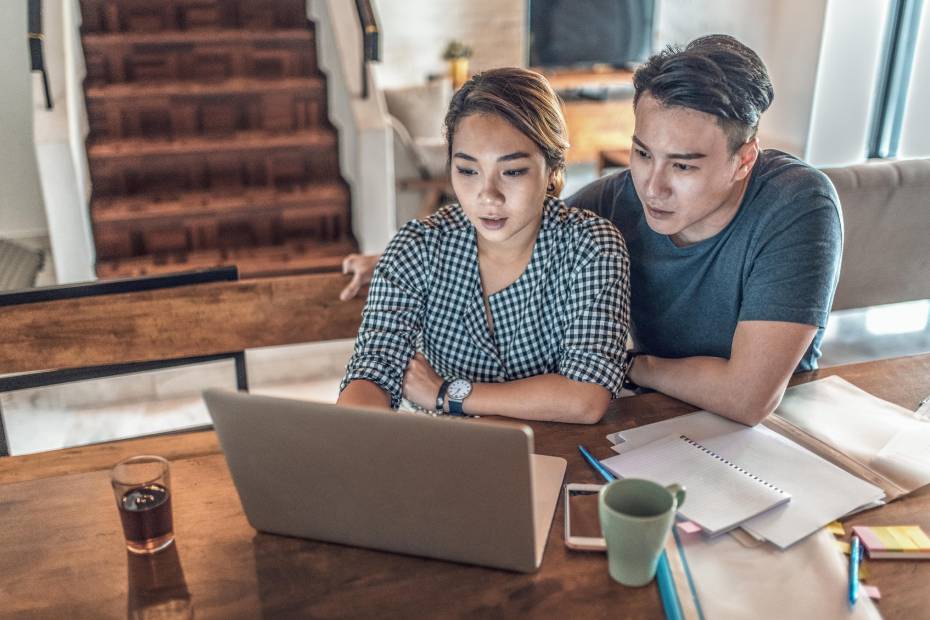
[341,197,632,409]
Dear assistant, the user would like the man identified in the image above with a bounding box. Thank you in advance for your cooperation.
[340,35,843,426]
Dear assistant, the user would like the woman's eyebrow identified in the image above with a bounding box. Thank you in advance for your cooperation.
[452,151,531,162]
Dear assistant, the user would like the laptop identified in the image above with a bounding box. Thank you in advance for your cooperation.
[203,389,567,573]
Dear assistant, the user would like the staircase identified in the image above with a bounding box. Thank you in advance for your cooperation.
[78,0,356,279]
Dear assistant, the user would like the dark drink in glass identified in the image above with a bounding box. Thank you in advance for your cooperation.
[112,456,175,554]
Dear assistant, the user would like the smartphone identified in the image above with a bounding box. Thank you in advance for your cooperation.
[563,483,607,551]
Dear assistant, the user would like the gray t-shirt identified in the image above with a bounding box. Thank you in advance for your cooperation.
[566,149,843,371]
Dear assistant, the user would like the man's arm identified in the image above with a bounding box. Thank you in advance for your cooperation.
[628,320,817,426]
[339,254,380,301]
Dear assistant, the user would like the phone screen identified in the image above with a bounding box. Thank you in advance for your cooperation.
[568,488,603,540]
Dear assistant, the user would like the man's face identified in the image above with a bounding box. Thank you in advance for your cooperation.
[629,93,757,246]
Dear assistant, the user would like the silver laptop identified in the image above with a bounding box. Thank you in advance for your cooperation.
[203,389,566,573]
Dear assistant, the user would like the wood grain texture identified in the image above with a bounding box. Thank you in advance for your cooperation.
[2,354,928,619]
[0,272,364,374]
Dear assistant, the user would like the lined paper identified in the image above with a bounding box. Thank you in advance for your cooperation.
[602,434,790,536]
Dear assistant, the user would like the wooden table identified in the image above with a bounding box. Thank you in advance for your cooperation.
[3,354,929,619]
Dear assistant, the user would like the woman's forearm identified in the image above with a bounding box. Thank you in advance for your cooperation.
[337,380,392,410]
[463,374,612,424]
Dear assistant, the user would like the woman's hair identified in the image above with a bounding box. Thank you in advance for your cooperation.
[444,67,569,197]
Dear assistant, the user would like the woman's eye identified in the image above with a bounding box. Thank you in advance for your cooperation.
[455,166,477,176]
[503,168,529,177]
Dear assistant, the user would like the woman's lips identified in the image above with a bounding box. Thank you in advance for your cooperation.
[646,205,674,220]
[480,217,508,230]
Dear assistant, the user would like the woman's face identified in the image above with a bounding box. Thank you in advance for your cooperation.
[450,113,553,252]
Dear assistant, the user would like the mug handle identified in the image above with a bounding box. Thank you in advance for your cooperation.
[666,483,686,510]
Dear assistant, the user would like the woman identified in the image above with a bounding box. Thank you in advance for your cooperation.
[338,68,630,423]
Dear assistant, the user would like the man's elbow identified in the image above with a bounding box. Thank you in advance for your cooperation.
[735,390,786,426]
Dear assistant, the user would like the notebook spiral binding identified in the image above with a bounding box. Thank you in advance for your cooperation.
[679,434,790,496]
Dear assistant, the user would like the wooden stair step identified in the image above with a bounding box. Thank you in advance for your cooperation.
[92,183,348,225]
[79,0,308,34]
[85,76,322,101]
[88,129,336,161]
[95,239,357,280]
[81,28,312,48]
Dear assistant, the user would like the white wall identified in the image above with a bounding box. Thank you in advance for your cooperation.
[0,1,48,238]
[32,0,96,283]
[656,0,829,157]
[806,0,891,167]
[371,0,525,89]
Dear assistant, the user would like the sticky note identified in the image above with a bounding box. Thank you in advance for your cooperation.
[863,585,881,600]
[827,522,845,536]
[859,563,870,580]
[835,540,851,554]
[677,521,702,534]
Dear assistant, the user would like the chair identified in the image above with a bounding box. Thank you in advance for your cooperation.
[0,268,364,456]
[822,158,930,311]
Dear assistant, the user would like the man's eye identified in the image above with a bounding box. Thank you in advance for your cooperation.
[504,168,528,177]
[455,166,477,176]
[634,148,650,159]
[673,163,695,171]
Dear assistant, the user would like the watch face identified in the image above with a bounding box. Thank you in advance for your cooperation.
[448,379,472,400]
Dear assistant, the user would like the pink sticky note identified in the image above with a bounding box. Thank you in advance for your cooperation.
[862,585,881,600]
[677,521,702,534]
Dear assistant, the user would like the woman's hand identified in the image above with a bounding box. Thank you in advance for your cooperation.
[403,353,444,411]
[339,253,380,301]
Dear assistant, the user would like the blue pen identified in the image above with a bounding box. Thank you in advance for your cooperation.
[577,445,683,620]
[577,444,616,482]
[849,535,861,605]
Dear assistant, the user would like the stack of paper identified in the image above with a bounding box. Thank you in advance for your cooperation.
[603,410,885,548]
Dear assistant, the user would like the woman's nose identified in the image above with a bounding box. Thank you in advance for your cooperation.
[478,179,504,204]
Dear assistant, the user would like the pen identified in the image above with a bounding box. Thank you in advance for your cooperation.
[577,444,616,482]
[849,535,861,606]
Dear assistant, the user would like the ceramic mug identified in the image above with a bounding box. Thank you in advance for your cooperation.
[598,478,686,586]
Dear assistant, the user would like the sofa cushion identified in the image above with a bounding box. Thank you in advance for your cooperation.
[383,78,451,141]
[823,158,930,311]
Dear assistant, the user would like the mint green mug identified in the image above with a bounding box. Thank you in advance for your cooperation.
[598,478,686,587]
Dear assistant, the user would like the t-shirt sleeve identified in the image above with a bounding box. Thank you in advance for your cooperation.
[340,222,429,408]
[564,173,619,220]
[557,232,632,398]
[738,196,842,328]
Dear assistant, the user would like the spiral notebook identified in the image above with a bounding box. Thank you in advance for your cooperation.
[602,434,791,536]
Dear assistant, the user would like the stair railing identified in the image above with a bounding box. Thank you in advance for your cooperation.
[353,0,381,98]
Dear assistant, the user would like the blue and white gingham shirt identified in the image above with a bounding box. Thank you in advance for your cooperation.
[341,197,631,408]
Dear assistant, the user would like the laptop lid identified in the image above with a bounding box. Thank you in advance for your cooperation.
[203,389,565,573]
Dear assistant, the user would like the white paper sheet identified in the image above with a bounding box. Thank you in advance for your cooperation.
[776,376,930,492]
[679,528,881,620]
[605,412,885,548]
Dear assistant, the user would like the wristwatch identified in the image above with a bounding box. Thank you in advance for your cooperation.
[446,378,473,415]
[622,351,641,391]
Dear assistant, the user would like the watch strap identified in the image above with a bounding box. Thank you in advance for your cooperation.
[449,397,465,416]
[436,380,451,412]
[622,351,641,391]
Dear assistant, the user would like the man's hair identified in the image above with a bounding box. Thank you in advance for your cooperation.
[633,34,774,154]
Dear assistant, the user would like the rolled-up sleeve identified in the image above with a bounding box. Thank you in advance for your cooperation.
[557,242,631,398]
[340,222,429,408]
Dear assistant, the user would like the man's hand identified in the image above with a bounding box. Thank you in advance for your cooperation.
[403,353,444,411]
[339,253,380,302]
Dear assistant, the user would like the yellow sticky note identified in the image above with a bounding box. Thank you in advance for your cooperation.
[827,522,845,537]
[859,562,870,581]
[902,525,930,549]
[835,540,851,554]
[887,526,919,550]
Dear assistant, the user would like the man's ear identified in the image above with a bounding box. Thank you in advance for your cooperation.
[734,137,760,181]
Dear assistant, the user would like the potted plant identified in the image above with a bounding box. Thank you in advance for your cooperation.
[442,40,473,89]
